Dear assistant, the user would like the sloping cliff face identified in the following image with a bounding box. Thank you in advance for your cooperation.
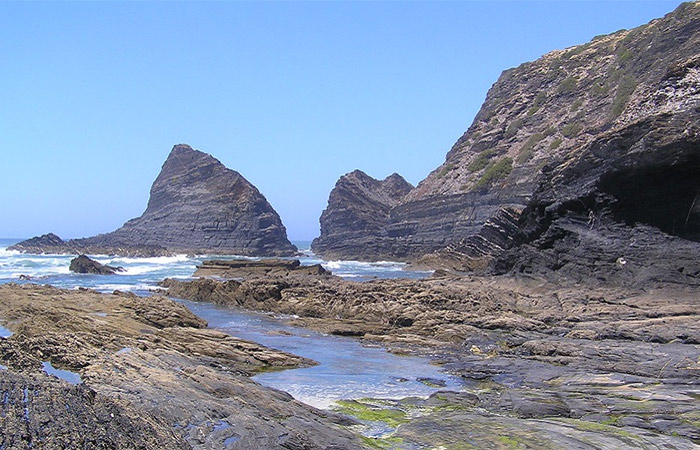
[12,145,297,257]
[314,2,700,281]
[311,170,413,260]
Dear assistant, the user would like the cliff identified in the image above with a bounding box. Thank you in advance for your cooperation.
[311,170,413,260]
[11,144,297,257]
[313,2,700,284]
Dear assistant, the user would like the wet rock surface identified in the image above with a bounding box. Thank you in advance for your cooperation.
[161,272,700,448]
[0,284,363,449]
[10,144,297,257]
[69,255,124,275]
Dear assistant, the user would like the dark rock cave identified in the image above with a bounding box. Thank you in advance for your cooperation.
[599,156,700,242]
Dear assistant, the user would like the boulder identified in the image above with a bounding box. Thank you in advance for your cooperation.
[69,255,124,275]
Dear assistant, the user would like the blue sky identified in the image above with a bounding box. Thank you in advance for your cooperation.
[0,1,683,240]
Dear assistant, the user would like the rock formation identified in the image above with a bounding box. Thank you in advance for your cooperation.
[69,255,124,275]
[311,170,413,260]
[194,258,329,279]
[160,266,700,448]
[313,2,700,285]
[0,283,362,449]
[10,144,297,257]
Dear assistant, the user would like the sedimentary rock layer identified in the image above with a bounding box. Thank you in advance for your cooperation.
[311,170,413,260]
[313,2,700,279]
[11,144,297,257]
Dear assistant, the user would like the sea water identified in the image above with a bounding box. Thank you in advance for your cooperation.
[0,239,430,290]
[0,238,456,408]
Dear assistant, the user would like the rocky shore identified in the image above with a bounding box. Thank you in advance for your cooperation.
[0,283,363,449]
[160,261,700,449]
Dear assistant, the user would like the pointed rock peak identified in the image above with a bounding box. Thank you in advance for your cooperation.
[382,173,414,194]
[343,169,373,181]
[163,144,221,170]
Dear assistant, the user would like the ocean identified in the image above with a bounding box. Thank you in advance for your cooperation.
[0,238,431,293]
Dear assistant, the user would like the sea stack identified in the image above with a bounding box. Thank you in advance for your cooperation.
[11,144,297,257]
[311,170,413,261]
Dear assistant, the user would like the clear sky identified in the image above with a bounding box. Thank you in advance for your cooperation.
[0,0,683,240]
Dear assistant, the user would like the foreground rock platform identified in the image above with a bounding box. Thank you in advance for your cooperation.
[0,284,363,449]
[161,270,700,448]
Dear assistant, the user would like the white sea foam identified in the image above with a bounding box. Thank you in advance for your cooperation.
[0,248,20,257]
[91,283,155,292]
[94,254,192,267]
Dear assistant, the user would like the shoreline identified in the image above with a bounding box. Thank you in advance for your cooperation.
[0,283,364,449]
[1,251,699,448]
[158,264,700,448]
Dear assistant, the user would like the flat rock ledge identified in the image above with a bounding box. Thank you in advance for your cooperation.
[0,283,363,449]
[194,258,329,279]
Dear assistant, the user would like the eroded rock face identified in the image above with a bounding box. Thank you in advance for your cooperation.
[0,371,188,449]
[311,170,413,260]
[10,144,297,257]
[313,3,700,281]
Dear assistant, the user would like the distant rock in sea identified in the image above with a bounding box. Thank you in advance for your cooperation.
[69,255,124,275]
[311,170,413,261]
[11,144,297,257]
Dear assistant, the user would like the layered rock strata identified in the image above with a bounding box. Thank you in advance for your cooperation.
[311,170,413,260]
[10,144,297,257]
[313,2,700,281]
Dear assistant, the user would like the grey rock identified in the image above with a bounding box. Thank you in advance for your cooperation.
[312,2,700,288]
[311,170,413,260]
[69,255,124,275]
[10,145,297,257]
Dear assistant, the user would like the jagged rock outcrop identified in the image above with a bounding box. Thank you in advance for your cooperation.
[69,255,124,275]
[311,170,413,260]
[11,145,297,257]
[313,3,700,284]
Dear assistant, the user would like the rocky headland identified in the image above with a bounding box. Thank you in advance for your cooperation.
[3,3,700,449]
[312,2,700,282]
[0,283,363,449]
[10,144,297,257]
